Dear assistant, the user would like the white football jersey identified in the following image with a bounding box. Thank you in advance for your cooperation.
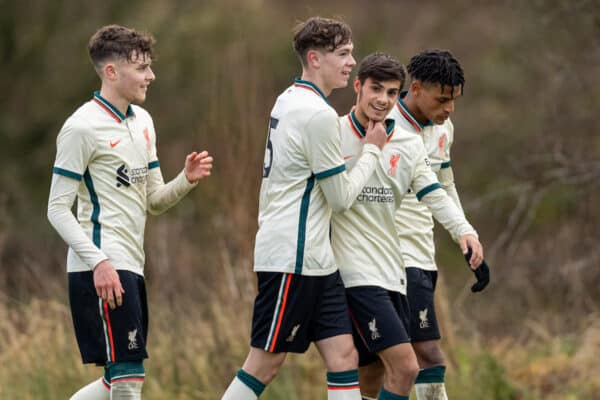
[332,112,444,293]
[254,79,351,276]
[50,92,195,276]
[389,94,459,271]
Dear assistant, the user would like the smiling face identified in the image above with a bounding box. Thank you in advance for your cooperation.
[113,51,155,105]
[411,81,462,125]
[354,76,401,122]
[315,42,356,93]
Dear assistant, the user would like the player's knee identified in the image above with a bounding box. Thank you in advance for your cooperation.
[414,342,445,368]
[359,363,384,397]
[335,342,359,370]
[243,351,286,385]
[261,357,285,384]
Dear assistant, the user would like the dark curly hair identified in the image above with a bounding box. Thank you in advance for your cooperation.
[407,49,465,96]
[88,25,155,68]
[293,17,352,66]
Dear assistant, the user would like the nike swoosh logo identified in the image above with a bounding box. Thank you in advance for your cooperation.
[110,139,121,148]
[343,155,354,160]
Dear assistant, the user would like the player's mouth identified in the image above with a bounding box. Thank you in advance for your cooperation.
[370,103,387,113]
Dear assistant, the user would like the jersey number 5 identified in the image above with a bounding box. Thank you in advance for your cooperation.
[263,117,279,178]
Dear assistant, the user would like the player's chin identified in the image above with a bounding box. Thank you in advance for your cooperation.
[136,90,149,103]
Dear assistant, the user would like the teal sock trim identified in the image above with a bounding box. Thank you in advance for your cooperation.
[107,361,145,382]
[237,369,265,397]
[415,365,446,384]
[102,366,111,389]
[378,387,409,400]
[327,369,359,390]
[326,369,359,384]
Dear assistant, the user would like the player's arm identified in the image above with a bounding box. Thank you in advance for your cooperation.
[145,121,212,215]
[306,110,385,212]
[47,174,108,269]
[47,120,123,308]
[436,123,464,212]
[437,165,464,213]
[411,147,483,267]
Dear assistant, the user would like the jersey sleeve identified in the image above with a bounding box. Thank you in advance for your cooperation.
[48,119,107,269]
[47,173,108,269]
[146,168,197,215]
[304,109,381,211]
[52,117,96,179]
[304,109,347,178]
[437,120,464,212]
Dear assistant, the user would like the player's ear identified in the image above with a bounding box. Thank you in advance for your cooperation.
[410,80,421,96]
[103,62,118,81]
[353,76,360,93]
[306,49,320,69]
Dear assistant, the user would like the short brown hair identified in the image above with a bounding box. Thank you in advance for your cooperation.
[357,53,406,88]
[292,17,352,66]
[88,25,155,68]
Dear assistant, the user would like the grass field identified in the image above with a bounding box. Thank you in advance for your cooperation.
[1,297,597,399]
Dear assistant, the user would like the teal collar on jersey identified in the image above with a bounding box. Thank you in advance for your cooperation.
[348,111,395,138]
[396,91,433,133]
[93,91,135,123]
[293,78,328,103]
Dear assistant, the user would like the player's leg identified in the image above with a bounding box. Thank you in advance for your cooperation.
[315,334,361,400]
[314,271,362,400]
[346,286,418,400]
[376,343,419,398]
[358,359,383,399]
[406,267,448,399]
[102,271,149,400]
[69,368,110,400]
[223,272,315,399]
[222,347,287,400]
[68,272,115,399]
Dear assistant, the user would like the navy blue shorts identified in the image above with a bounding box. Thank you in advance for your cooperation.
[250,271,352,353]
[406,267,441,342]
[68,270,148,365]
[346,286,411,367]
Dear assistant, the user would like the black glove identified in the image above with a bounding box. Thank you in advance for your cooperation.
[464,248,490,292]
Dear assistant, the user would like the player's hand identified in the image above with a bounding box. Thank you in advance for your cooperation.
[93,260,124,310]
[464,248,491,293]
[364,120,387,150]
[459,234,483,268]
[184,150,213,183]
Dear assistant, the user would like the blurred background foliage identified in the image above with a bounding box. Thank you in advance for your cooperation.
[0,0,599,398]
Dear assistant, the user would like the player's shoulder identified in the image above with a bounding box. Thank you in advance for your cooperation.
[61,101,96,133]
[389,123,422,147]
[131,104,152,121]
[277,81,331,112]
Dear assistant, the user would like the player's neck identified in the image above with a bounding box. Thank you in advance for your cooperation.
[352,106,369,128]
[99,86,131,117]
[300,71,331,97]
[403,92,428,125]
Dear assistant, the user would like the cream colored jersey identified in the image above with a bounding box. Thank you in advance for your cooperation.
[389,94,464,271]
[332,112,475,293]
[254,79,381,276]
[48,92,195,275]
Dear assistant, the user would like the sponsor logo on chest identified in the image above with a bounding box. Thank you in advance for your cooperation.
[116,164,148,187]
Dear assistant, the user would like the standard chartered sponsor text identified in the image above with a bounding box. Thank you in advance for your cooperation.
[356,186,394,203]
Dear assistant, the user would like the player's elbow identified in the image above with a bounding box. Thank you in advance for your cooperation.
[147,203,166,216]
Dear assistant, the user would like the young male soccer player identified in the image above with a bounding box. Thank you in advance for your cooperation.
[332,53,483,400]
[47,25,213,400]
[221,17,389,400]
[361,49,488,400]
